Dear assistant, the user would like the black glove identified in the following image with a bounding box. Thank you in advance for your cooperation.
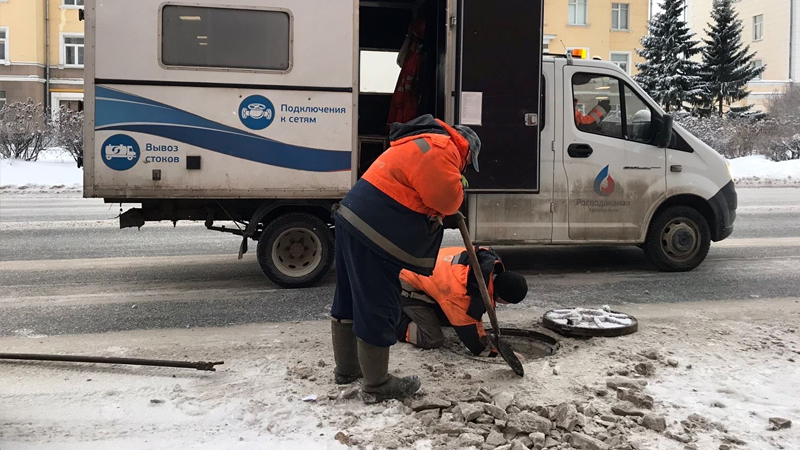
[442,214,461,229]
[598,100,611,112]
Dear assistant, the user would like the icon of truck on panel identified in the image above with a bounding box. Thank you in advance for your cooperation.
[105,144,138,161]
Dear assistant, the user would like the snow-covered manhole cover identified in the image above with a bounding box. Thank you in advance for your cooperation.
[542,306,638,337]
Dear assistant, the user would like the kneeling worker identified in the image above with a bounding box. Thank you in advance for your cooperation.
[396,246,528,356]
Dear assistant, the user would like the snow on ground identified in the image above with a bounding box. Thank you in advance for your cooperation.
[729,155,800,186]
[1,298,797,450]
[0,149,82,191]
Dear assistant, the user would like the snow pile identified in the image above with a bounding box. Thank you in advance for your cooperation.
[0,149,82,189]
[728,155,800,183]
[545,305,634,329]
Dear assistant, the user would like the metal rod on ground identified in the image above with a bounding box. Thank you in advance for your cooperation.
[0,353,224,372]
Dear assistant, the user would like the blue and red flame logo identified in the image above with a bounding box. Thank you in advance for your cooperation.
[593,165,615,196]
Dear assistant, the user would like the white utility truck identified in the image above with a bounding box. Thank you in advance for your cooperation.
[83,0,737,288]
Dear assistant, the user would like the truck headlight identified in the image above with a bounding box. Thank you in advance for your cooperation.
[725,160,734,182]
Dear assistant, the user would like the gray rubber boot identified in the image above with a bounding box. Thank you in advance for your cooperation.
[357,338,421,404]
[331,319,362,384]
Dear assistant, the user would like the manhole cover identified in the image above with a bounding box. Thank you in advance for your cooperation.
[542,306,638,337]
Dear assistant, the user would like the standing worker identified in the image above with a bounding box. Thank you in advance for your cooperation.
[330,114,481,403]
[396,246,528,356]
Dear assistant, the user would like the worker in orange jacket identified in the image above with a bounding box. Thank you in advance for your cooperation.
[574,97,611,129]
[330,114,481,403]
[396,247,528,356]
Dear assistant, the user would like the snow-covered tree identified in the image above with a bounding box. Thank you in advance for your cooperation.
[52,107,85,166]
[700,0,765,116]
[635,0,704,111]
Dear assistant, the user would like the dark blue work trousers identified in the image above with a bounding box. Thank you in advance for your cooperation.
[330,223,403,348]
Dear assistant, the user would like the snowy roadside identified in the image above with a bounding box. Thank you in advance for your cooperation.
[2,154,800,193]
[730,156,800,187]
[1,298,797,450]
[0,150,82,193]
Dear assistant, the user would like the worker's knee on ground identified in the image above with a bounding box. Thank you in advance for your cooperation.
[427,334,445,349]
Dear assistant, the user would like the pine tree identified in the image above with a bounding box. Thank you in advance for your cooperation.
[635,0,704,112]
[700,0,766,117]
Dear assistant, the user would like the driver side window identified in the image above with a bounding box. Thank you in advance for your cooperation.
[571,74,623,139]
[572,73,660,146]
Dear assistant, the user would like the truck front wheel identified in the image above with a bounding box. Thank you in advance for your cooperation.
[257,213,334,288]
[643,206,711,272]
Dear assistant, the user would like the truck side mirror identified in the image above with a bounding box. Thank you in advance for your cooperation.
[656,114,674,149]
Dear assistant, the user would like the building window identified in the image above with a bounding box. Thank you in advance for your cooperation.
[161,6,291,71]
[612,3,630,30]
[63,0,85,7]
[0,90,6,108]
[569,0,588,25]
[0,28,7,63]
[752,59,763,80]
[62,34,84,67]
[753,15,763,41]
[610,52,631,74]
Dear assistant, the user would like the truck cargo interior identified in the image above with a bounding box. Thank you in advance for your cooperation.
[357,0,447,177]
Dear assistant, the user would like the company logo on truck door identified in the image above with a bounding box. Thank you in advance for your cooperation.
[239,95,275,130]
[593,165,616,196]
[101,134,140,171]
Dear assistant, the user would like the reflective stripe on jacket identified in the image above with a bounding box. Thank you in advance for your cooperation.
[575,104,607,126]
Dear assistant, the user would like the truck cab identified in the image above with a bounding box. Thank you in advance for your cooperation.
[466,55,737,272]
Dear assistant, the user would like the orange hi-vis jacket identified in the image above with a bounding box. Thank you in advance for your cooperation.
[361,120,468,217]
[399,246,503,355]
[575,104,607,126]
[335,115,470,275]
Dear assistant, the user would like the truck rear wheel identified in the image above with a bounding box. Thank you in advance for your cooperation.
[643,206,710,272]
[257,213,333,288]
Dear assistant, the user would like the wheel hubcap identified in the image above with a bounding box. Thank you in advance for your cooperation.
[660,218,700,262]
[271,228,322,278]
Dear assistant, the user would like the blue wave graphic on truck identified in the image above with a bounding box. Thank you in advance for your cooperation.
[95,86,351,172]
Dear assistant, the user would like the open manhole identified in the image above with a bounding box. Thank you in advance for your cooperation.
[485,328,560,361]
[441,328,559,362]
[542,306,638,338]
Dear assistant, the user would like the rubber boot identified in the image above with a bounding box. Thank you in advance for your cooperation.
[357,338,421,404]
[331,319,362,384]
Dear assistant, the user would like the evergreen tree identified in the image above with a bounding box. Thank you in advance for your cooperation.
[635,0,704,112]
[700,0,765,116]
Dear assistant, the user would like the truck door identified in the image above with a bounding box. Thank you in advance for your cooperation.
[456,0,550,242]
[561,65,666,241]
[455,0,542,191]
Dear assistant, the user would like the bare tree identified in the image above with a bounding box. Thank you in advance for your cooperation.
[0,100,50,161]
[763,84,800,160]
[52,106,84,166]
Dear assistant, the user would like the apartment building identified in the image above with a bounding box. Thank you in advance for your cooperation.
[543,0,652,75]
[687,0,799,109]
[0,0,653,113]
[0,0,85,116]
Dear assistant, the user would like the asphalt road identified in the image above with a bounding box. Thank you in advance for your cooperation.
[1,188,799,338]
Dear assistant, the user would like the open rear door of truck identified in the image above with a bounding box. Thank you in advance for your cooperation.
[455,0,543,192]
